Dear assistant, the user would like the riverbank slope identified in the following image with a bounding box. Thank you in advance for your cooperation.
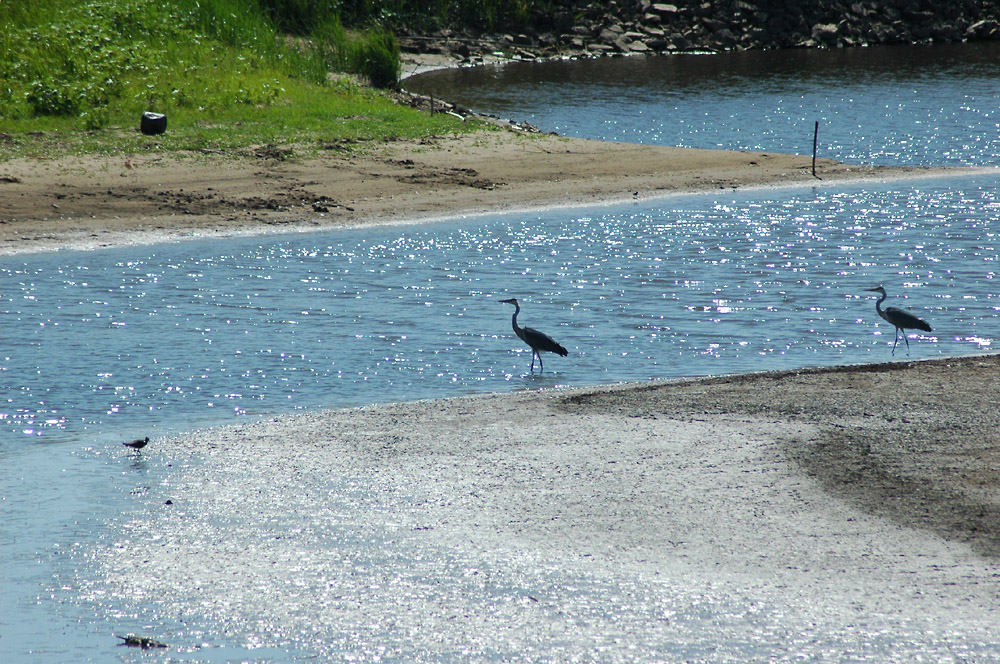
[0,132,952,256]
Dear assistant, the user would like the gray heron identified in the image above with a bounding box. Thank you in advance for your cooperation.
[864,286,932,355]
[499,298,568,372]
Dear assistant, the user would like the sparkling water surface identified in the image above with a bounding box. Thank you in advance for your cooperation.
[404,42,1000,167]
[3,43,1000,663]
[2,178,997,444]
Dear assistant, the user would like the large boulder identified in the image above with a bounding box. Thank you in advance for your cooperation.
[811,23,840,46]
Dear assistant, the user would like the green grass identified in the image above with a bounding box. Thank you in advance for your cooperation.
[2,76,481,160]
[0,0,482,160]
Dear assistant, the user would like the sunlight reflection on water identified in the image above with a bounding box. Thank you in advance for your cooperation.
[2,176,996,445]
[404,43,1000,167]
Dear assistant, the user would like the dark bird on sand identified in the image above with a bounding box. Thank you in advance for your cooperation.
[865,286,933,355]
[117,634,167,649]
[123,437,149,451]
[499,298,568,372]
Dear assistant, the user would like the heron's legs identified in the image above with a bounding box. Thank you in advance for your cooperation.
[529,351,542,372]
[526,351,545,373]
[890,326,912,356]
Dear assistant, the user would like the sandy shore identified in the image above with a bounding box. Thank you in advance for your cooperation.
[96,354,1000,659]
[6,129,997,656]
[0,131,954,256]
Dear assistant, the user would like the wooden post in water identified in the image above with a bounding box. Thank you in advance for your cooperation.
[812,120,820,178]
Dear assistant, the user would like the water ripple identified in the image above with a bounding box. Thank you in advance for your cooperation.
[1,176,997,444]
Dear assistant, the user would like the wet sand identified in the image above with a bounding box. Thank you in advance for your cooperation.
[97,354,1000,660]
[0,131,953,256]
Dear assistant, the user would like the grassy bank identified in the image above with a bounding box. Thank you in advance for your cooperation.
[0,0,481,159]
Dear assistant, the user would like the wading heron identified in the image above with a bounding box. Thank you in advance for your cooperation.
[864,286,932,355]
[499,298,568,372]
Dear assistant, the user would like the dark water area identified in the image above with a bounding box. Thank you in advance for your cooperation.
[404,42,1000,166]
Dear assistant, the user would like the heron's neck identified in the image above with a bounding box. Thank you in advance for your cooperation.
[510,306,521,332]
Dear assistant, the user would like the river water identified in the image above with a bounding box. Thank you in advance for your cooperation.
[403,42,1000,167]
[2,43,999,662]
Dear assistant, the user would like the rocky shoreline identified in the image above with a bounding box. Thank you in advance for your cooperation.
[398,0,1000,64]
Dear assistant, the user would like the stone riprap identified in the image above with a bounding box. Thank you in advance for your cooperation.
[398,0,1000,62]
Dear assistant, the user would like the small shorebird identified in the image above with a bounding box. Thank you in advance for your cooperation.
[123,436,149,451]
